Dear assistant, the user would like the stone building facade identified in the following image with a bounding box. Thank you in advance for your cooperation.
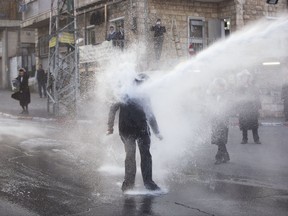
[20,0,288,117]
[0,0,35,89]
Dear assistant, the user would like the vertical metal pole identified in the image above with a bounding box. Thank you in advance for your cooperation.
[47,0,54,113]
[54,0,60,116]
[74,0,80,115]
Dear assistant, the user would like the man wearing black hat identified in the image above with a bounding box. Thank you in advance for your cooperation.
[151,19,166,60]
[107,73,163,192]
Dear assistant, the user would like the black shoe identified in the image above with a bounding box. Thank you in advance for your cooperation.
[19,110,25,114]
[121,181,134,192]
[144,181,160,191]
[241,140,248,144]
[222,152,230,163]
[254,140,261,144]
[214,159,223,165]
[215,150,230,164]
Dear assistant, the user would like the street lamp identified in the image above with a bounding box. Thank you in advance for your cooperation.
[266,0,278,4]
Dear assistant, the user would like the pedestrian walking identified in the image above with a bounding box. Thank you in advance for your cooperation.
[209,78,230,164]
[151,19,166,61]
[106,73,163,192]
[11,68,31,114]
[36,64,47,98]
[236,70,261,144]
[281,81,288,122]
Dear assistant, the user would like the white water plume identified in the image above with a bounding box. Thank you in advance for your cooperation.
[92,15,288,176]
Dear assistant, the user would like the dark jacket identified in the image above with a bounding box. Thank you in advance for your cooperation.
[37,68,47,84]
[151,25,166,37]
[108,96,160,137]
[107,31,117,41]
[12,74,31,106]
[237,86,261,130]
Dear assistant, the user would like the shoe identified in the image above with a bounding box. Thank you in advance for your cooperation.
[215,150,230,164]
[241,140,248,144]
[19,110,25,114]
[222,152,230,163]
[121,181,134,192]
[214,159,223,165]
[254,140,261,144]
[144,181,160,191]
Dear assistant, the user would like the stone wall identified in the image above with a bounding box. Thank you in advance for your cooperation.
[243,0,287,24]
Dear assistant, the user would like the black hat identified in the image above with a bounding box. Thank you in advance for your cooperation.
[135,73,149,83]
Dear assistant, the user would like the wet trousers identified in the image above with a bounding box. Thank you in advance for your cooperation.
[38,81,47,97]
[242,128,259,142]
[120,133,152,186]
[154,36,164,60]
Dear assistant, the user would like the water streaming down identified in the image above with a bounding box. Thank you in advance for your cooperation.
[92,15,288,189]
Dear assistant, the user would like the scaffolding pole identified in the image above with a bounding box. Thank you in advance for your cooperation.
[47,0,79,117]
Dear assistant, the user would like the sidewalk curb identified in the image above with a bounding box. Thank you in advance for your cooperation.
[0,111,94,124]
[1,111,286,126]
[230,122,287,127]
[0,112,55,122]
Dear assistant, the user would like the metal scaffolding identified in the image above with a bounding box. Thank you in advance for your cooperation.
[47,0,79,117]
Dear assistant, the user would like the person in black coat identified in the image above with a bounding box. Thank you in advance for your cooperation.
[107,26,117,46]
[209,78,230,164]
[107,73,163,192]
[236,71,261,144]
[151,19,166,60]
[281,82,288,121]
[11,68,31,114]
[36,64,47,98]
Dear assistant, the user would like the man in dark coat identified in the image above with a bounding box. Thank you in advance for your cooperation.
[11,68,31,114]
[36,64,47,98]
[151,19,166,60]
[281,82,288,121]
[236,71,261,144]
[107,73,163,192]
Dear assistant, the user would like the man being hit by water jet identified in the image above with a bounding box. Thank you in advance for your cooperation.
[106,73,163,192]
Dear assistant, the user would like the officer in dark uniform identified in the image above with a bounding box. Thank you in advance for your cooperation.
[107,73,163,192]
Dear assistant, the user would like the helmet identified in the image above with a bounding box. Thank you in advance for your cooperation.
[135,73,149,83]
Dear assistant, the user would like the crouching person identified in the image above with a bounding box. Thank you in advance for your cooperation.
[106,73,163,192]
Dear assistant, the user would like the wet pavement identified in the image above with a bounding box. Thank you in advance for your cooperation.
[0,116,288,216]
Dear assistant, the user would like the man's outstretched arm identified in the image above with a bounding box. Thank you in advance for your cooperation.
[107,103,120,134]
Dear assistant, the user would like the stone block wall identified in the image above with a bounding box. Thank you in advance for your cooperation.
[147,0,222,61]
[243,0,287,24]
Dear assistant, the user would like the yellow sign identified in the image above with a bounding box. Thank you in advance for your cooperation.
[49,32,75,48]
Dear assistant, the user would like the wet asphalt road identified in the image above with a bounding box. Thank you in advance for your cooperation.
[0,116,288,216]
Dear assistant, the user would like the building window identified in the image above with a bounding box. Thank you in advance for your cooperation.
[109,17,125,49]
[188,18,205,53]
[39,36,49,57]
[86,25,96,45]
